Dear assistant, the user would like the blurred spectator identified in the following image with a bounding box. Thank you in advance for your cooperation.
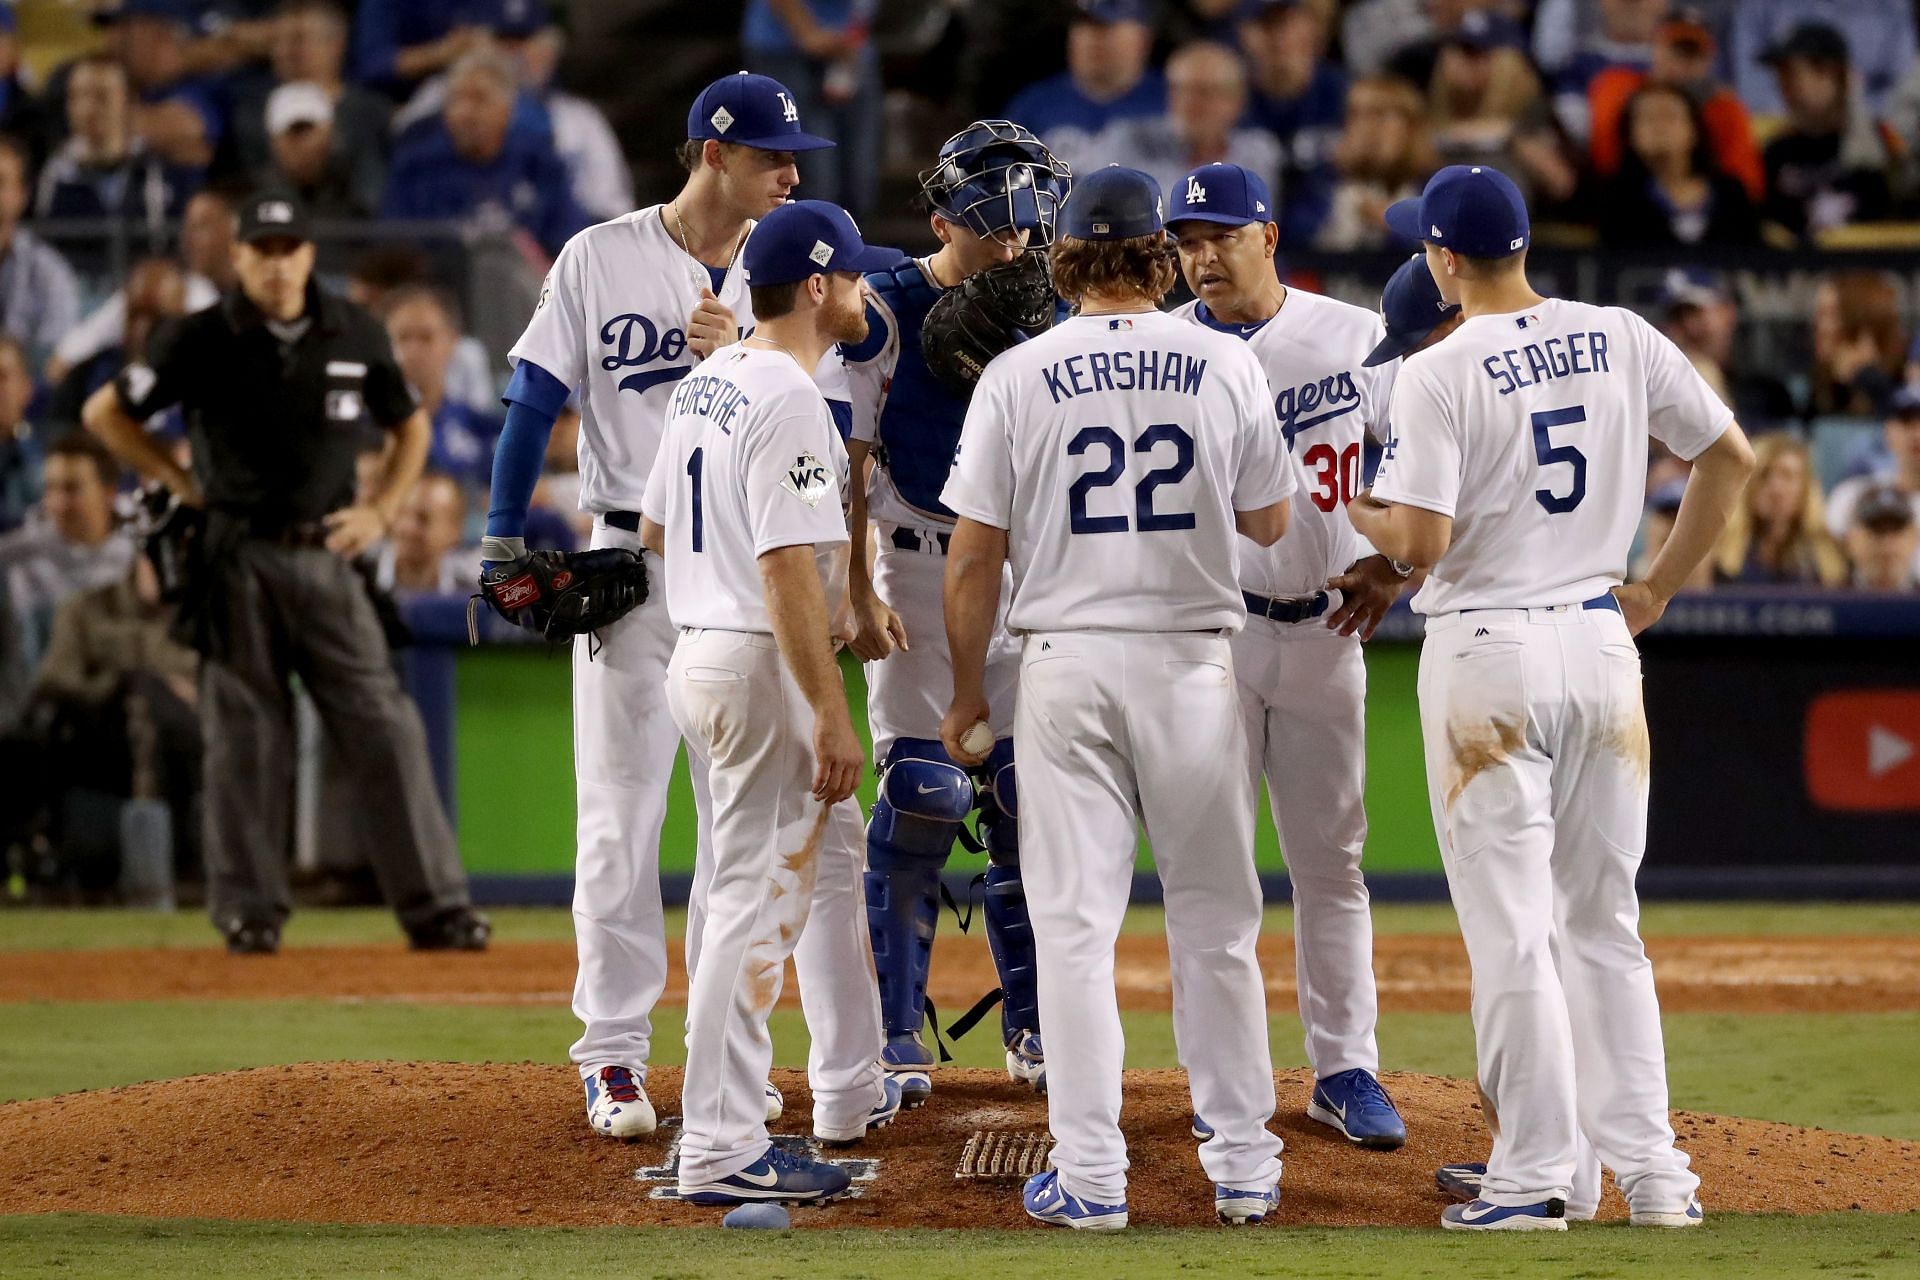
[1592,83,1762,247]
[375,470,471,594]
[347,245,494,408]
[1806,271,1905,419]
[381,49,588,256]
[231,0,393,209]
[1712,432,1848,585]
[1825,390,1920,547]
[0,137,82,372]
[49,189,231,386]
[1004,0,1166,172]
[742,0,881,218]
[1425,12,1578,208]
[1588,11,1764,199]
[1094,41,1282,205]
[1546,0,1662,145]
[352,0,494,94]
[1658,270,1795,429]
[0,434,137,690]
[35,54,183,237]
[1631,478,1714,590]
[259,82,376,217]
[381,284,499,490]
[1730,0,1917,117]
[120,0,225,178]
[1759,22,1900,240]
[0,336,39,533]
[0,6,51,169]
[48,259,188,437]
[1237,0,1347,246]
[1841,482,1919,590]
[1316,74,1435,249]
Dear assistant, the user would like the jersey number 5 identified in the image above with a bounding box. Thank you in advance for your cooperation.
[1531,406,1587,514]
[1067,423,1196,534]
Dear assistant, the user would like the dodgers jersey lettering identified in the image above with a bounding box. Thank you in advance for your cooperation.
[1173,288,1391,596]
[942,310,1295,634]
[642,346,850,634]
[1373,297,1732,614]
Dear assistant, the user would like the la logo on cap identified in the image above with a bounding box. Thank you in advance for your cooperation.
[260,201,293,224]
[808,240,833,267]
[777,91,798,123]
[1185,175,1207,203]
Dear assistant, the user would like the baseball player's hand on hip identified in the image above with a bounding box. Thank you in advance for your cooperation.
[686,289,739,359]
[1325,554,1407,641]
[940,695,992,767]
[847,588,909,661]
[1611,582,1665,637]
[812,706,865,805]
[323,505,389,559]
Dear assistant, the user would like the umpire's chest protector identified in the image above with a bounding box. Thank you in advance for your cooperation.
[862,263,969,521]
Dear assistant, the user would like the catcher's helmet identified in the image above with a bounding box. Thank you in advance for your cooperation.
[918,120,1072,245]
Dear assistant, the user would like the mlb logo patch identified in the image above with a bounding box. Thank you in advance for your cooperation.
[326,389,363,422]
[1108,318,1133,331]
[1516,314,1540,329]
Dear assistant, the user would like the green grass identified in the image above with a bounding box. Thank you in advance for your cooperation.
[2,1213,1916,1280]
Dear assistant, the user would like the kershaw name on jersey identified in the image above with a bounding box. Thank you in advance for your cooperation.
[1173,288,1391,598]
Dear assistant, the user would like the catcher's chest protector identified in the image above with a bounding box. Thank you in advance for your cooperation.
[863,262,970,520]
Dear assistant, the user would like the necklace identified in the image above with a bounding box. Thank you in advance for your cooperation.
[669,201,749,272]
[744,334,799,363]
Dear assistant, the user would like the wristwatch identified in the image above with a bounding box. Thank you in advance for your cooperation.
[1387,559,1415,579]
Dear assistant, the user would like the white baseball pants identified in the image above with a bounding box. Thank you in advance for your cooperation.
[1016,630,1285,1205]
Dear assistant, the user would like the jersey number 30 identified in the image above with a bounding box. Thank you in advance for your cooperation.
[1531,406,1588,514]
[1067,423,1196,534]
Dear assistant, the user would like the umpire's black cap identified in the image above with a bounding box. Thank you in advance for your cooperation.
[1062,166,1164,241]
[238,191,312,245]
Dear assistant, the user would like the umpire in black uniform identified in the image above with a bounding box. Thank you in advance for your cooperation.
[83,192,489,955]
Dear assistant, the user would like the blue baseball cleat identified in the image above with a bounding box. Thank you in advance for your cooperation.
[678,1144,853,1205]
[1308,1069,1408,1150]
[1215,1182,1280,1226]
[817,1075,904,1147]
[1441,1198,1568,1231]
[1023,1170,1128,1230]
[881,1033,934,1107]
[1631,1195,1704,1228]
[1436,1161,1485,1202]
[1191,1114,1214,1142]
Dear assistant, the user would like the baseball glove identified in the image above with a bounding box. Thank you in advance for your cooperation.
[920,251,1058,396]
[470,548,649,645]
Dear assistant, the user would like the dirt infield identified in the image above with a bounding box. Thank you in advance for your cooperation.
[6,932,1918,1013]
[1,1063,1915,1229]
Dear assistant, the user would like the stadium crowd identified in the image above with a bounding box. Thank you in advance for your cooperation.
[1,0,1919,901]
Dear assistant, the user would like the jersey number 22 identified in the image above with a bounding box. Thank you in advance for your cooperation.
[1067,423,1196,534]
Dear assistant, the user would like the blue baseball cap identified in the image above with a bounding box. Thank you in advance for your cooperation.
[1073,0,1155,24]
[1062,166,1164,241]
[1384,164,1530,259]
[1364,255,1461,367]
[1166,163,1272,228]
[743,200,896,286]
[688,72,835,152]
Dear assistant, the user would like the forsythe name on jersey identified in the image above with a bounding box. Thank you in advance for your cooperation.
[671,372,751,435]
[1039,348,1209,403]
[1482,328,1612,397]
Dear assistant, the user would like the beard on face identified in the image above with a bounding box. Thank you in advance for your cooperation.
[826,286,869,344]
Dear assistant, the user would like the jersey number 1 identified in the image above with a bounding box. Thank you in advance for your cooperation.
[687,447,704,552]
[1531,406,1587,514]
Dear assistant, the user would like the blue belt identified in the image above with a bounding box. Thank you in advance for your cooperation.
[1464,592,1621,616]
[1243,589,1330,624]
[890,527,951,554]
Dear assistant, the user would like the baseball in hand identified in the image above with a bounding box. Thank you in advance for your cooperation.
[959,720,994,757]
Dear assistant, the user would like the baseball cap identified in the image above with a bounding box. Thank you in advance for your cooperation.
[1444,9,1524,52]
[1062,166,1164,241]
[1072,0,1154,25]
[687,72,835,153]
[1384,164,1530,259]
[1761,21,1849,67]
[237,190,311,244]
[1853,482,1915,532]
[266,82,334,135]
[1364,255,1461,367]
[1888,385,1920,420]
[742,200,896,286]
[1166,162,1272,228]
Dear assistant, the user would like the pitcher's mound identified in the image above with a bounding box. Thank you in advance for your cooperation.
[1,1063,1915,1229]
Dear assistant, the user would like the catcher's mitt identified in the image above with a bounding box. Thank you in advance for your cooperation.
[921,251,1058,396]
[470,548,649,645]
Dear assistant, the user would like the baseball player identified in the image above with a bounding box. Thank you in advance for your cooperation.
[1167,162,1412,1151]
[482,71,845,1139]
[640,200,901,1203]
[839,121,1072,1104]
[1349,164,1755,1231]
[940,167,1295,1230]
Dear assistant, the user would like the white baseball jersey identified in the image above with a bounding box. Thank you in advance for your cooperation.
[1172,289,1392,596]
[941,310,1295,634]
[642,345,849,634]
[510,205,850,516]
[1374,298,1732,614]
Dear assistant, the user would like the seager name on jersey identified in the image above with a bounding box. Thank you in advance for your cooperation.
[1040,349,1209,403]
[671,371,751,435]
[1481,329,1611,397]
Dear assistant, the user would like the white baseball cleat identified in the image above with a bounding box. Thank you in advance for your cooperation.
[1631,1195,1704,1228]
[764,1081,784,1124]
[584,1065,656,1139]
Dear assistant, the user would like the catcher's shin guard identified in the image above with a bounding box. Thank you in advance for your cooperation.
[978,740,1040,1054]
[864,741,975,1043]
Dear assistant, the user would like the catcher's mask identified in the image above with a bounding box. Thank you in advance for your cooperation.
[918,120,1072,246]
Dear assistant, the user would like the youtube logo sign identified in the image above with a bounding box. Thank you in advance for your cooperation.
[1805,691,1920,812]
